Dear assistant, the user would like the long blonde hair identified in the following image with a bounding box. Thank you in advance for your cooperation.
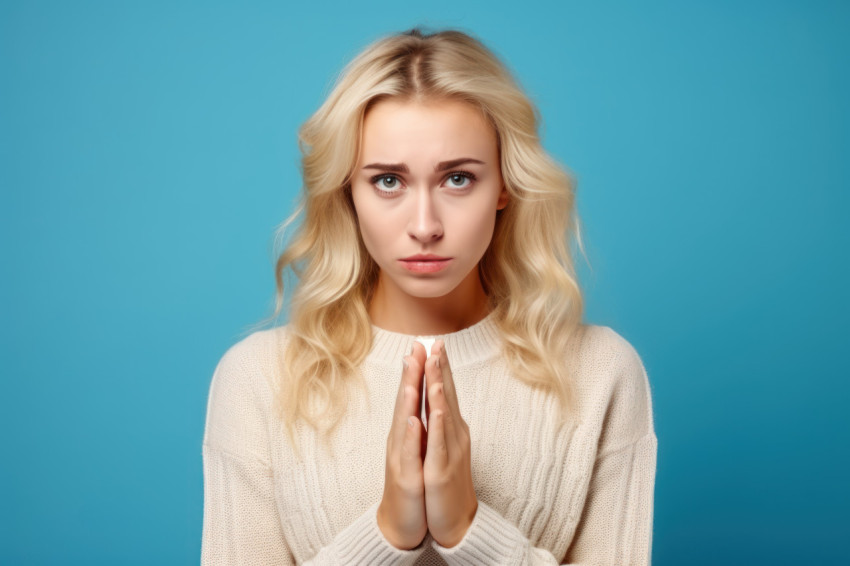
[254,27,588,457]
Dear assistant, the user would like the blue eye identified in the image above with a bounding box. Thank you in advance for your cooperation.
[379,176,399,190]
[446,171,476,190]
[370,174,402,196]
[368,170,477,197]
[447,173,470,188]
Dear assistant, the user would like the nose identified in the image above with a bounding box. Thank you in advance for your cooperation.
[406,187,443,243]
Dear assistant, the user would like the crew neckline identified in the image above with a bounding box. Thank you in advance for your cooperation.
[367,310,502,368]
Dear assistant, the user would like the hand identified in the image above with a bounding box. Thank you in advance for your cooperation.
[377,342,429,550]
[423,339,479,548]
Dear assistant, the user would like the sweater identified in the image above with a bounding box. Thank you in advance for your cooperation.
[201,311,658,565]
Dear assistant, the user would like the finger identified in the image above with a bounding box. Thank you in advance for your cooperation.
[428,380,460,454]
[405,345,426,406]
[390,356,407,446]
[424,374,430,430]
[411,340,427,366]
[391,354,423,451]
[426,342,461,435]
[412,341,428,427]
[425,409,448,470]
[401,414,423,479]
[433,340,460,416]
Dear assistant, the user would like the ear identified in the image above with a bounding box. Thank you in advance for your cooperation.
[496,185,509,210]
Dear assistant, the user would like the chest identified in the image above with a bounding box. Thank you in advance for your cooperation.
[267,360,599,561]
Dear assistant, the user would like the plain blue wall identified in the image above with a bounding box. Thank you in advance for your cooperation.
[2,1,847,564]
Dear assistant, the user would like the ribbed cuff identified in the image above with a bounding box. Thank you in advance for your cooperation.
[430,501,527,565]
[333,501,429,565]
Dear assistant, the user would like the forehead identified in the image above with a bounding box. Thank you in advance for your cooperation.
[358,98,497,161]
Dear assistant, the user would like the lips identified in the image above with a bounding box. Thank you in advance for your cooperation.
[401,254,452,261]
[398,255,453,273]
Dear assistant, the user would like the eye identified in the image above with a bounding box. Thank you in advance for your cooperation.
[378,176,399,190]
[370,174,403,196]
[445,171,476,190]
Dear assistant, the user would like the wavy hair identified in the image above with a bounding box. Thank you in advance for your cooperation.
[252,27,588,459]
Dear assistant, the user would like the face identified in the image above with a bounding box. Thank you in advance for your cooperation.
[350,97,508,304]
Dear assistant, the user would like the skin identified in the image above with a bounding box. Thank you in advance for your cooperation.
[351,97,508,335]
[350,97,508,549]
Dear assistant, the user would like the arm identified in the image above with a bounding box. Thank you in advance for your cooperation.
[430,329,658,565]
[429,433,657,565]
[201,443,295,565]
[562,433,657,565]
[201,334,428,565]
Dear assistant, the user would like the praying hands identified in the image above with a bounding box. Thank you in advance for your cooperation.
[377,339,479,550]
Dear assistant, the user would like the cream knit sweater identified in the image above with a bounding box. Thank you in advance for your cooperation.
[201,312,657,565]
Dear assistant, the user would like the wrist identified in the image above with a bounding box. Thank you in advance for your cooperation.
[376,504,424,551]
[436,500,478,549]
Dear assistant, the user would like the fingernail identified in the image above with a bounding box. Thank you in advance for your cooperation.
[402,357,408,370]
[435,356,440,369]
[407,416,414,428]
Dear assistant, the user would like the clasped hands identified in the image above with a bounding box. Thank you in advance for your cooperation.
[377,339,479,550]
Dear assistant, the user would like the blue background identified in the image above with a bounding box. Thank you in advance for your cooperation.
[2,1,847,564]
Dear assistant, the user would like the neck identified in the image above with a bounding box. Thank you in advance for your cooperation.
[367,271,491,335]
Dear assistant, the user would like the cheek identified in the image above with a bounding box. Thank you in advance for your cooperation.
[353,195,393,258]
[454,206,498,254]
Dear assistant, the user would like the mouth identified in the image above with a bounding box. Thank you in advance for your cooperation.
[398,256,453,273]
[401,254,452,261]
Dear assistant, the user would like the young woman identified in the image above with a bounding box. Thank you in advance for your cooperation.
[202,28,657,565]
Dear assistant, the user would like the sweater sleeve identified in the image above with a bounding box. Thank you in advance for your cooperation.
[201,334,429,565]
[430,329,658,565]
[562,433,657,565]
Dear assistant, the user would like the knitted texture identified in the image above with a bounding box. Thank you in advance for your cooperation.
[201,312,658,565]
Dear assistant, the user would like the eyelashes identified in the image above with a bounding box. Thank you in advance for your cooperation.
[372,175,402,193]
[369,170,477,196]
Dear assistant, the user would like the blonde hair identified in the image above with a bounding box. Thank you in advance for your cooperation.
[254,27,588,459]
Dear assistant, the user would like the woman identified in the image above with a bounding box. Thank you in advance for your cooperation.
[202,27,657,565]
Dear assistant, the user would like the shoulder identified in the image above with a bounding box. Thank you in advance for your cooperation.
[210,325,291,386]
[203,325,292,459]
[574,324,648,387]
[575,324,656,453]
[578,324,643,368]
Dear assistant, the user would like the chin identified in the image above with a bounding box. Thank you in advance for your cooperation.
[396,278,463,300]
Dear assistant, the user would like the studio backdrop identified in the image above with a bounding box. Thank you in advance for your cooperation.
[1,1,847,564]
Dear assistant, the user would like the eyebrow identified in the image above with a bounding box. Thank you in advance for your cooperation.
[362,157,485,174]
